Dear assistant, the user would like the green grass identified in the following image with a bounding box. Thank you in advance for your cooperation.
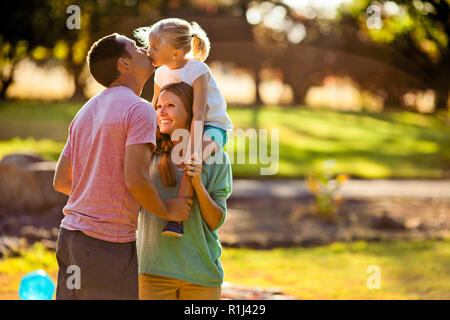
[0,240,448,299]
[0,101,81,142]
[227,106,450,178]
[221,239,450,299]
[1,101,449,178]
[0,137,64,161]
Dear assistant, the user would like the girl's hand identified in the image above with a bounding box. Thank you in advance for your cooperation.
[183,154,203,191]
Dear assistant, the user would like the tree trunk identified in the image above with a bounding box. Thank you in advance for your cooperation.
[69,62,86,101]
[283,72,309,107]
[435,88,449,112]
[0,76,13,100]
[292,85,308,107]
[70,82,86,101]
[0,60,18,101]
[383,87,404,111]
[254,69,262,106]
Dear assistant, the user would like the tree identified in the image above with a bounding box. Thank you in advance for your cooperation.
[0,0,43,99]
[0,0,160,101]
[339,0,450,111]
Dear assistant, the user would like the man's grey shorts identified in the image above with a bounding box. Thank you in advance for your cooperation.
[55,228,138,300]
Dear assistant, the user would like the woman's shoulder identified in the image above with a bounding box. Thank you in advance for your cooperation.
[203,150,232,195]
[203,149,231,171]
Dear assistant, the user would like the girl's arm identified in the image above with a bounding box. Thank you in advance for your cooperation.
[152,83,162,108]
[184,159,223,231]
[192,72,209,122]
[178,73,216,200]
[190,73,210,157]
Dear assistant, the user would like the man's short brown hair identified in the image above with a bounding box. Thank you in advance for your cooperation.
[87,33,131,87]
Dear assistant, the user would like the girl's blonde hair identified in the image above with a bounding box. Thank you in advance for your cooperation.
[134,18,210,62]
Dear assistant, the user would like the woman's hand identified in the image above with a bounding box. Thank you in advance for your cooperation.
[183,153,224,231]
[183,154,203,191]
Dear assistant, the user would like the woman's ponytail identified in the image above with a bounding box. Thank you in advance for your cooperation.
[155,128,177,188]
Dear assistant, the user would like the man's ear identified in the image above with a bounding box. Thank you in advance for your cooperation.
[117,57,131,72]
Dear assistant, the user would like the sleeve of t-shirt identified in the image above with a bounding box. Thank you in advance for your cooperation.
[125,101,157,151]
[187,60,210,84]
[61,120,74,160]
[206,152,233,231]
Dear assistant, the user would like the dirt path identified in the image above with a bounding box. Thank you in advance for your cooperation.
[230,179,450,199]
[1,179,449,254]
[217,179,450,248]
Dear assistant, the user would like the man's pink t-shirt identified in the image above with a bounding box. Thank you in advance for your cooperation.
[60,85,157,243]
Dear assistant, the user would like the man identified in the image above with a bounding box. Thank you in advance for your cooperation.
[53,33,192,300]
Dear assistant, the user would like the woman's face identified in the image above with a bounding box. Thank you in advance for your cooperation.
[156,90,189,135]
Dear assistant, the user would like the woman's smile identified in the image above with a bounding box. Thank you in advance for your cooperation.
[158,118,173,130]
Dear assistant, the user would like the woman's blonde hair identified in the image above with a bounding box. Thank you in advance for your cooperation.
[134,18,210,62]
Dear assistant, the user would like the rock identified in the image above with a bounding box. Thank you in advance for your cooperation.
[41,239,57,251]
[20,225,52,242]
[26,161,68,210]
[0,153,44,167]
[51,228,60,239]
[2,216,20,234]
[371,211,406,230]
[0,236,29,258]
[405,217,422,229]
[0,154,68,211]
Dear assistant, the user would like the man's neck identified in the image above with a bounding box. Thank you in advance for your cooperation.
[109,76,145,96]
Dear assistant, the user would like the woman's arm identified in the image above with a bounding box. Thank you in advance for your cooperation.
[184,156,223,230]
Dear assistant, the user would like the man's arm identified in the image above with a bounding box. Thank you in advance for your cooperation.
[124,143,192,222]
[53,155,72,196]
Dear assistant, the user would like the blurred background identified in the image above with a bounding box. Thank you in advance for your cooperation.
[0,0,449,300]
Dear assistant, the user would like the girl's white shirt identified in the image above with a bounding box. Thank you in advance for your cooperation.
[154,59,233,131]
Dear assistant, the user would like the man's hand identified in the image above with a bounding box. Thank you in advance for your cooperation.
[166,198,193,222]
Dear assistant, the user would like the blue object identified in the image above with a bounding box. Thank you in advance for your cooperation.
[19,269,55,300]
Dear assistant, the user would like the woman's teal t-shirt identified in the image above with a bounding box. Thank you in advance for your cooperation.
[137,150,233,287]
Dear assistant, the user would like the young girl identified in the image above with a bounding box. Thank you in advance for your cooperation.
[134,18,233,237]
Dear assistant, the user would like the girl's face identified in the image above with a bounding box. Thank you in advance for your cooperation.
[147,31,177,67]
[156,90,189,135]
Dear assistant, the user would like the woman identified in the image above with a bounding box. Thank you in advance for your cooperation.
[137,82,232,300]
